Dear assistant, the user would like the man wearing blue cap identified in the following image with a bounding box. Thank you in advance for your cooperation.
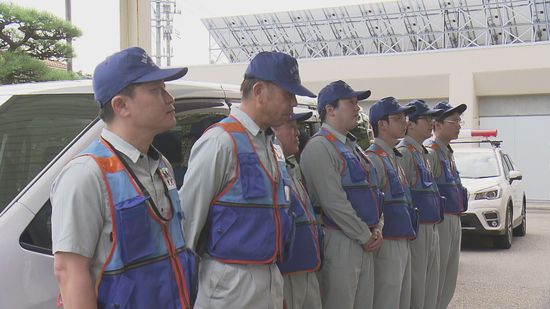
[51,47,197,309]
[272,111,323,309]
[179,51,316,308]
[425,101,468,309]
[366,96,417,309]
[301,80,383,309]
[396,100,444,309]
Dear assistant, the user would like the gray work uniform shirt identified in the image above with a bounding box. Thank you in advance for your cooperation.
[179,107,279,251]
[300,123,378,245]
[51,128,173,284]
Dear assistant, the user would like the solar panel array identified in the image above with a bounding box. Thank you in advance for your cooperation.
[202,0,550,63]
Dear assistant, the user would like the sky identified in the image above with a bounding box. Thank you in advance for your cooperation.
[9,0,389,74]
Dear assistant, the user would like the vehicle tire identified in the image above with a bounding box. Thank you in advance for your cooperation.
[513,197,527,237]
[494,205,512,249]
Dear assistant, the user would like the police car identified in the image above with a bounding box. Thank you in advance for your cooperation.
[453,130,527,249]
[0,80,317,308]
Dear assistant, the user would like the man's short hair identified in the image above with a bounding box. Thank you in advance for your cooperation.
[99,83,137,122]
[319,99,340,122]
[371,115,389,137]
[240,76,265,100]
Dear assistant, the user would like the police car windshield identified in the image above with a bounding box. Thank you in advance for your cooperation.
[454,151,500,179]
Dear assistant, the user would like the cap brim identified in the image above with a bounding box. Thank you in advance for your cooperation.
[393,105,416,115]
[291,111,313,122]
[355,90,371,101]
[276,81,317,98]
[442,103,467,117]
[424,108,445,117]
[134,67,188,83]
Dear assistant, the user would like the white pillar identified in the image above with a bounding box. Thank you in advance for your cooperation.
[119,0,151,52]
[449,71,478,129]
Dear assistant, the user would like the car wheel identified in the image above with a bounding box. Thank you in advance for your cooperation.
[494,205,512,249]
[513,197,527,237]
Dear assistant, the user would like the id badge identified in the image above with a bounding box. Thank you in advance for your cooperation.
[159,167,177,191]
[284,185,291,203]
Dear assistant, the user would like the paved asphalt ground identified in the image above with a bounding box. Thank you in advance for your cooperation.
[448,205,550,309]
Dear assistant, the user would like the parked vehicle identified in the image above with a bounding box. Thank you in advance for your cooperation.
[453,138,527,249]
[0,79,290,308]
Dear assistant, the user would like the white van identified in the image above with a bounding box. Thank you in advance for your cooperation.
[0,79,317,308]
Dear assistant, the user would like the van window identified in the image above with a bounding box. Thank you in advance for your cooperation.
[19,99,229,253]
[153,111,227,189]
[0,94,98,214]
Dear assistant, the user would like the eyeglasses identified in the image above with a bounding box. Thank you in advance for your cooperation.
[444,119,464,126]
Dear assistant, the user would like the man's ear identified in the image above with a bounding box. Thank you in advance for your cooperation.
[325,103,336,118]
[252,81,269,103]
[111,95,131,118]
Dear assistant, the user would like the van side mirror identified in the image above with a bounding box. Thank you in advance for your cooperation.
[509,170,522,183]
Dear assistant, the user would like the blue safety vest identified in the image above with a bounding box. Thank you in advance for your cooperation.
[277,162,322,275]
[367,143,418,239]
[206,116,294,264]
[426,140,468,214]
[397,139,444,224]
[315,128,382,228]
[79,138,197,309]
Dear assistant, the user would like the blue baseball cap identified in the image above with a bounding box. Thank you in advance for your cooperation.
[369,96,416,126]
[407,99,444,121]
[245,51,316,98]
[317,80,371,113]
[93,47,188,106]
[433,101,467,119]
[291,111,312,122]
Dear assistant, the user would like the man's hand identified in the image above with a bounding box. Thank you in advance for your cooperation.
[54,252,97,309]
[362,228,383,252]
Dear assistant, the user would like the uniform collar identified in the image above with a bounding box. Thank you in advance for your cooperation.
[404,135,428,154]
[321,123,348,144]
[374,137,402,158]
[230,107,273,137]
[434,137,453,154]
[101,128,159,164]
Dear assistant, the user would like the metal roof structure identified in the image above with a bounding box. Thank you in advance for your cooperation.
[202,0,550,63]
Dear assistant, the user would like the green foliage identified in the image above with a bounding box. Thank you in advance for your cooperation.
[0,51,78,84]
[0,3,82,84]
[0,2,81,60]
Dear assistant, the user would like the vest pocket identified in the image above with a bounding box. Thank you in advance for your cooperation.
[343,152,367,183]
[115,196,156,264]
[238,152,268,199]
[381,203,415,239]
[344,186,380,227]
[98,274,135,309]
[208,204,277,261]
[208,206,239,251]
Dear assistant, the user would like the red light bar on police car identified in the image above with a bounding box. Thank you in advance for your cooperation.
[458,129,498,139]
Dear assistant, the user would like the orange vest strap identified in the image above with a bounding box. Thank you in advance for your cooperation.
[218,121,247,133]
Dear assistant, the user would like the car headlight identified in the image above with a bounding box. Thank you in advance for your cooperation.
[474,187,501,200]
